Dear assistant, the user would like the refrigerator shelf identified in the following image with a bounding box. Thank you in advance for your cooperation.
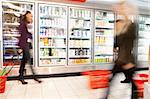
[69,63,91,65]
[39,64,66,66]
[69,55,90,58]
[4,56,22,59]
[94,11,114,64]
[40,15,66,19]
[95,54,113,56]
[70,17,91,21]
[96,27,113,30]
[38,4,67,66]
[95,44,113,46]
[68,7,92,65]
[40,25,65,29]
[95,35,113,37]
[72,28,90,31]
[3,23,20,26]
[4,45,19,48]
[2,1,34,67]
[40,56,66,59]
[69,47,90,48]
[69,48,90,49]
[3,34,20,37]
[3,11,23,15]
[40,46,66,48]
[69,37,90,40]
[39,36,66,39]
[96,18,114,21]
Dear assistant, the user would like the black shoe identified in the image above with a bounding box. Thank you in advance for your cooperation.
[19,79,28,84]
[34,78,42,83]
[120,79,130,83]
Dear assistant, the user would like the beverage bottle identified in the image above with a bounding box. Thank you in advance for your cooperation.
[51,7,54,16]
[48,6,52,15]
[75,49,77,56]
[81,10,84,18]
[40,28,43,36]
[75,9,78,18]
[78,9,80,17]
[43,28,45,36]
[85,49,88,55]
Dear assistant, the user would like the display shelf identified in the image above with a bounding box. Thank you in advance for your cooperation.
[69,46,91,48]
[70,17,91,20]
[39,63,66,66]
[40,14,65,19]
[3,23,20,26]
[96,27,113,30]
[38,4,67,66]
[3,11,23,14]
[69,55,90,58]
[69,59,91,65]
[137,15,150,63]
[94,11,114,64]
[4,56,22,59]
[3,34,20,37]
[40,36,66,39]
[39,56,66,59]
[69,37,90,40]
[95,35,113,38]
[40,46,66,48]
[40,25,65,29]
[2,1,34,67]
[4,45,19,48]
[95,54,113,56]
[68,7,92,65]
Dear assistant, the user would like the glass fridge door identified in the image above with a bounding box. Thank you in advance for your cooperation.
[137,15,150,63]
[2,1,34,67]
[68,7,92,65]
[94,10,114,64]
[38,4,67,66]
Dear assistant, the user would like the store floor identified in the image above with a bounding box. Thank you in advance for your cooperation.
[0,71,147,99]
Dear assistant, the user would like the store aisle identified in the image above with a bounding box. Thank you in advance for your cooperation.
[0,72,146,99]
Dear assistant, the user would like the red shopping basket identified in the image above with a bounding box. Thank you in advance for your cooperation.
[133,74,148,97]
[0,76,7,93]
[82,70,111,89]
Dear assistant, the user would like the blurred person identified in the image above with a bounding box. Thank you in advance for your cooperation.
[104,1,139,99]
[18,11,42,84]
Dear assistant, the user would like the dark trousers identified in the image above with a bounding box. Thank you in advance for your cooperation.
[19,44,35,79]
[105,64,138,99]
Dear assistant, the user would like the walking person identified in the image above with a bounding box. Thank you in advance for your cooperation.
[18,11,42,84]
[104,1,139,99]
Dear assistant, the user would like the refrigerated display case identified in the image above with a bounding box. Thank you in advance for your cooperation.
[94,10,114,64]
[68,7,93,65]
[1,1,34,67]
[38,4,67,66]
[137,15,150,65]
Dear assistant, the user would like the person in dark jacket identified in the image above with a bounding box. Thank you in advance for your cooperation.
[103,1,139,98]
[104,19,138,99]
[18,11,42,84]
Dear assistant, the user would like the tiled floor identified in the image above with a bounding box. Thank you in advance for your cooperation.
[0,71,147,99]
